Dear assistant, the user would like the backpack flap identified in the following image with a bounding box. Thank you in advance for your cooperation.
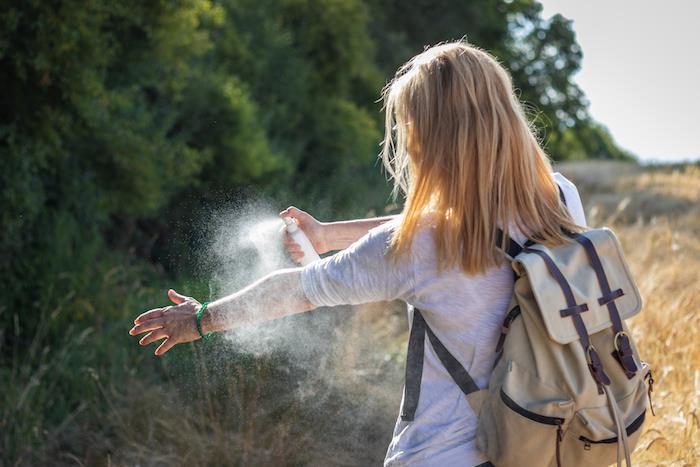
[512,228,642,345]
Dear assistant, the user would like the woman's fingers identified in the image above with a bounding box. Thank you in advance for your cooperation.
[283,239,294,249]
[282,231,304,263]
[139,329,169,346]
[134,307,169,325]
[279,206,314,230]
[130,290,199,353]
[279,206,304,219]
[283,230,302,258]
[284,241,301,253]
[168,289,189,305]
[289,251,303,261]
[291,252,303,263]
[129,318,164,336]
[155,338,177,356]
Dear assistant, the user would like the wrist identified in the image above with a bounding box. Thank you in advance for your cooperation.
[200,303,216,336]
[318,221,333,253]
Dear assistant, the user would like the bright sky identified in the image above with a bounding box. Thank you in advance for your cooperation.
[538,0,700,163]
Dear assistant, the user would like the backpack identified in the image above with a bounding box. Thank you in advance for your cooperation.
[400,190,655,467]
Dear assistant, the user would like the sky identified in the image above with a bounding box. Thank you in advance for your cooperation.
[538,0,700,163]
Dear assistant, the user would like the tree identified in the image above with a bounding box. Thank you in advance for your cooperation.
[365,0,633,161]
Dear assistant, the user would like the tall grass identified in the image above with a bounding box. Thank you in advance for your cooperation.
[1,259,402,466]
[558,162,700,465]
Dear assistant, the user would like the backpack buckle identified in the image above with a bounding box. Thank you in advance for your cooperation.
[586,345,611,393]
[495,306,521,353]
[645,369,656,416]
[613,331,630,353]
[612,331,638,379]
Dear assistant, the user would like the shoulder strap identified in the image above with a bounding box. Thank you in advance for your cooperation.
[496,227,523,258]
[558,183,567,206]
[401,308,479,421]
[401,309,426,421]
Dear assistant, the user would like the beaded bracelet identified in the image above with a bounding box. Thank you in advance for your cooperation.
[195,301,213,340]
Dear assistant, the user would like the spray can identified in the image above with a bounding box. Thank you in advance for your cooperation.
[282,217,320,266]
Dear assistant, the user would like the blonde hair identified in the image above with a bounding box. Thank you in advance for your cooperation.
[379,39,583,275]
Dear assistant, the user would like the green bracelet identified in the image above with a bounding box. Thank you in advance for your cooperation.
[195,301,213,340]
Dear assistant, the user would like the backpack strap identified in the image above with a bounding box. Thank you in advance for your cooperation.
[603,384,633,467]
[557,180,636,378]
[401,308,480,421]
[496,228,523,258]
[557,183,567,206]
[523,247,611,394]
[426,319,480,395]
[571,233,638,379]
[401,309,426,421]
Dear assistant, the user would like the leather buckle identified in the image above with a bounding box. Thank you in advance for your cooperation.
[586,345,611,392]
[612,331,638,379]
[613,331,631,354]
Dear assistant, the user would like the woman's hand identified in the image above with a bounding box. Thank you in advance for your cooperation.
[279,206,329,262]
[129,289,202,356]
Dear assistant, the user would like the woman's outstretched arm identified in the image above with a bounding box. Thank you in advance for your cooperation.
[203,268,315,334]
[129,268,316,355]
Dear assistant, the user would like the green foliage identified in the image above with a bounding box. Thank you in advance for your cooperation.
[366,0,630,162]
[502,7,632,161]
[0,0,637,463]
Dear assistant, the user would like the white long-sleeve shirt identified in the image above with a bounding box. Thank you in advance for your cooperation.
[300,173,586,466]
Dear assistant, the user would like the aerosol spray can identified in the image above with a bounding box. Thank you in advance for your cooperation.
[282,217,320,266]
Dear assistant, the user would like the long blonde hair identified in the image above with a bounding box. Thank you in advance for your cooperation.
[379,39,583,275]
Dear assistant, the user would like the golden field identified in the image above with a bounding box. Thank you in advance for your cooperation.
[558,161,700,465]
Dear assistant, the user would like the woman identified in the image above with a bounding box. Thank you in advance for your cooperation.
[129,40,587,465]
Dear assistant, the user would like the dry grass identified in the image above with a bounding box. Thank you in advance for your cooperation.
[557,161,700,465]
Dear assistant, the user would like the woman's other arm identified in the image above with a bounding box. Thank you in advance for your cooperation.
[279,206,397,262]
[322,216,398,251]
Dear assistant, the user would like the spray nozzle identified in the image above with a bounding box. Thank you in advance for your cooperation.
[282,216,299,232]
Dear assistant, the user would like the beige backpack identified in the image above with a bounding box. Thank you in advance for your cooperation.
[401,202,655,466]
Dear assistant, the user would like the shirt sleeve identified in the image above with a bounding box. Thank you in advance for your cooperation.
[300,217,415,307]
[553,172,587,227]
